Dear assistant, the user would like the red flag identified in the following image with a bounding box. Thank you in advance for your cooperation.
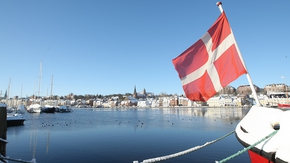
[172,12,247,102]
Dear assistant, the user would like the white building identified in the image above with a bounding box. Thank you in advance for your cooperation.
[207,95,237,107]
[151,99,160,107]
[137,100,151,107]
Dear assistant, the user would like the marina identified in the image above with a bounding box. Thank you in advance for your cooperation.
[3,107,250,163]
[1,1,290,163]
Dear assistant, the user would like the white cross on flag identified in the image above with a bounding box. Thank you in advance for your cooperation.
[172,12,247,102]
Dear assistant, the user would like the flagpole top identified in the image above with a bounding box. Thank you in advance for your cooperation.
[216,2,222,6]
[216,2,223,13]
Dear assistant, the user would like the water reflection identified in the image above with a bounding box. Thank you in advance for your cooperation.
[6,107,251,163]
[7,125,26,136]
[30,131,38,159]
[152,107,250,120]
[89,107,250,119]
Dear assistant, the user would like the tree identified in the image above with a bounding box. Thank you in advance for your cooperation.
[159,92,168,97]
[125,93,132,96]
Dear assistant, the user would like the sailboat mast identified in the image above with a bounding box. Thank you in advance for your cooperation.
[21,83,23,98]
[7,78,11,100]
[216,2,261,106]
[50,75,53,99]
[6,78,11,107]
[38,61,42,97]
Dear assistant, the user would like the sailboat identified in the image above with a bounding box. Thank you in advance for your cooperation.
[27,61,43,113]
[41,75,56,113]
[4,78,26,126]
[172,2,290,163]
[27,103,42,113]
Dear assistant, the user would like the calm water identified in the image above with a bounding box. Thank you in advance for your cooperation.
[6,107,251,163]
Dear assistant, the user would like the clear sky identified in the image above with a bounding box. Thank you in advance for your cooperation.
[1,0,290,98]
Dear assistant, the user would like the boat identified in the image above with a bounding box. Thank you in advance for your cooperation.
[7,106,16,113]
[17,104,27,114]
[55,105,72,113]
[277,103,290,109]
[27,103,42,113]
[41,105,56,113]
[40,75,57,113]
[7,113,25,127]
[172,2,290,163]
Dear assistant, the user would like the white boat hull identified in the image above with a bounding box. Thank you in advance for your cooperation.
[235,105,290,163]
[27,104,42,113]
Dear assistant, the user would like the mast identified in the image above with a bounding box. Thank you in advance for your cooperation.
[216,2,261,106]
[21,83,23,98]
[38,61,42,97]
[7,78,11,100]
[6,78,11,107]
[50,75,53,100]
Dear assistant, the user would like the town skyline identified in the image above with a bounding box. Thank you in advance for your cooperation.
[1,82,288,100]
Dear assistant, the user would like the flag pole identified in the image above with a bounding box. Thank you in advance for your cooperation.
[216,2,261,106]
[216,2,223,12]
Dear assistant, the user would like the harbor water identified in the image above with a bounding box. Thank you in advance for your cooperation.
[6,107,251,163]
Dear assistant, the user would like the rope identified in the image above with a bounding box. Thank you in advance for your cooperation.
[133,130,235,163]
[215,130,279,163]
[0,155,36,163]
[0,138,8,143]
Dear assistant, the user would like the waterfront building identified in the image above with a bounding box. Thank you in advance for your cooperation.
[102,101,115,108]
[151,99,160,107]
[178,96,190,106]
[120,96,138,107]
[137,100,151,108]
[218,85,236,94]
[159,97,170,107]
[264,83,287,93]
[236,85,260,94]
[207,95,241,107]
[57,100,72,106]
[255,94,269,106]
[169,96,178,106]
[207,96,220,107]
[93,99,102,108]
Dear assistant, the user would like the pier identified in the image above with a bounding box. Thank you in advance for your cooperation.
[0,104,7,159]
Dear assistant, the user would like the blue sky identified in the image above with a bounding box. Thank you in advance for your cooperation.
[1,0,290,98]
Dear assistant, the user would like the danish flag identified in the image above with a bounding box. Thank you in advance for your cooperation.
[172,12,247,102]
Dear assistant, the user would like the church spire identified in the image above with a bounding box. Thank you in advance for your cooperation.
[133,85,137,98]
[143,88,147,95]
[133,85,137,94]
